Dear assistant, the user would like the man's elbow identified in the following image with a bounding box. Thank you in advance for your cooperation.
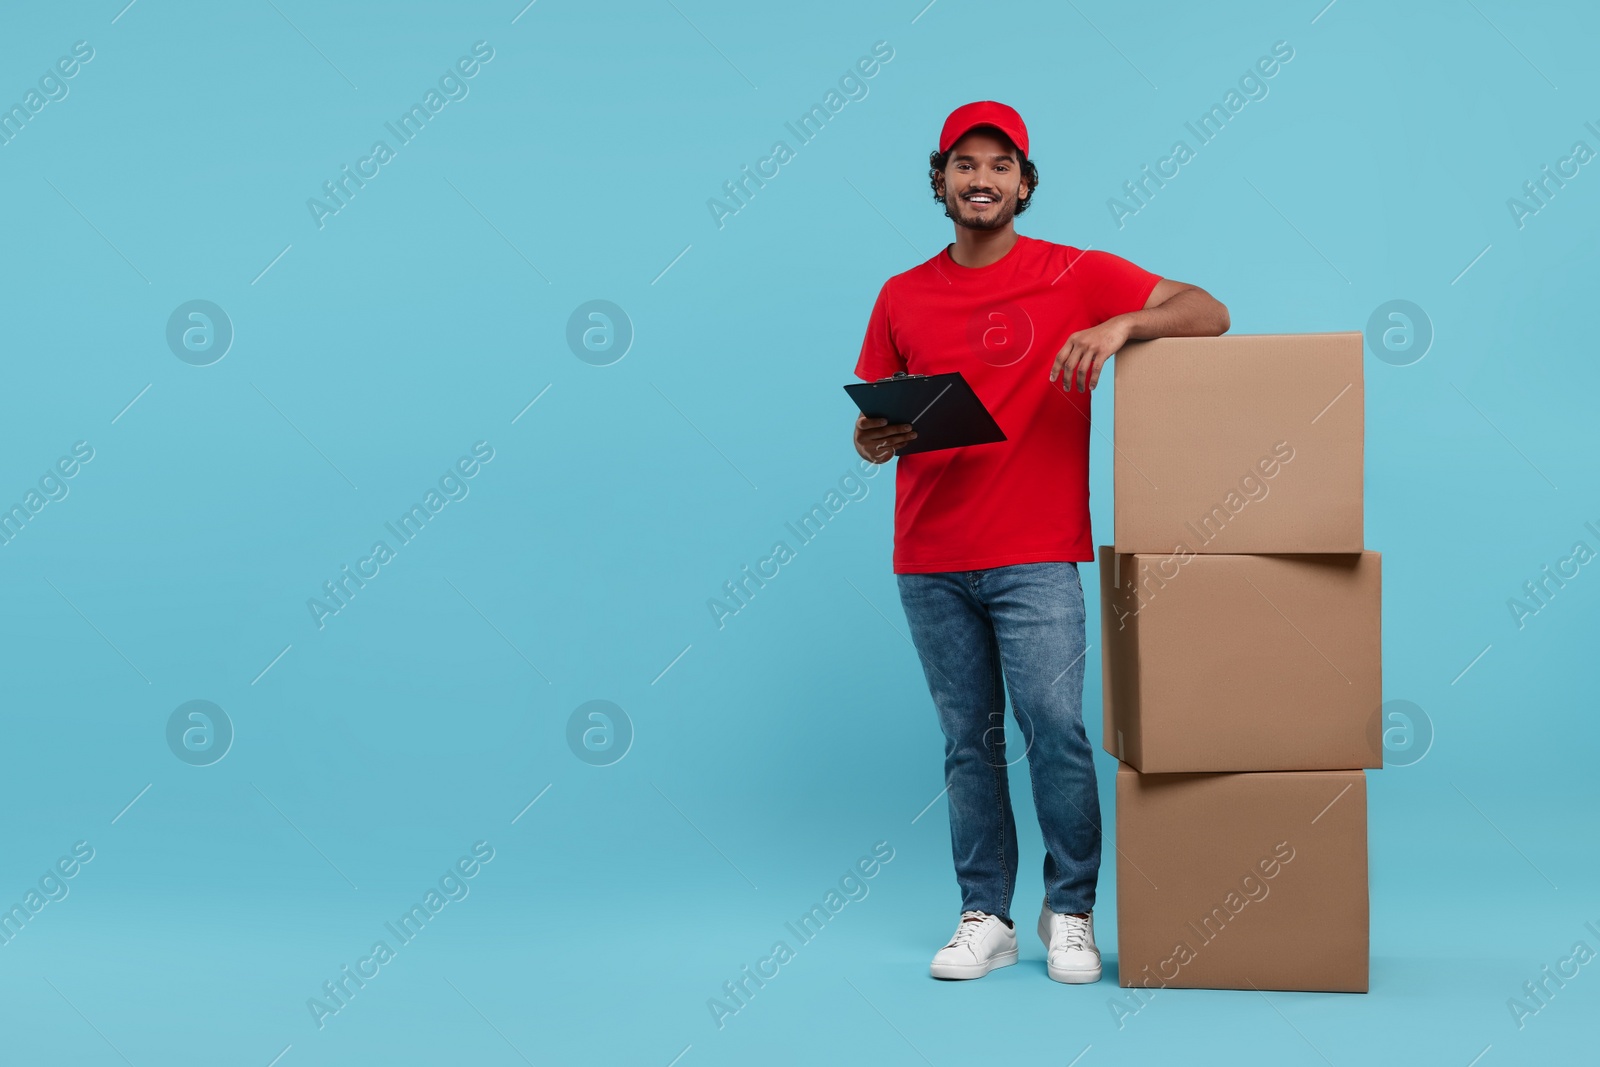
[1201,290,1229,336]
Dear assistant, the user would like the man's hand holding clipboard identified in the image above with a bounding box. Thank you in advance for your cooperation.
[845,371,1006,462]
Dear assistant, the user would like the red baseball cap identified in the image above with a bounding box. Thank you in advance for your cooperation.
[939,100,1029,158]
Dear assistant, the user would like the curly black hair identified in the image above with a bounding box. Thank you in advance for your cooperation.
[929,127,1039,218]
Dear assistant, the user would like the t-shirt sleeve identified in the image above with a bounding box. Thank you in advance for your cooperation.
[854,279,906,381]
[1079,249,1162,323]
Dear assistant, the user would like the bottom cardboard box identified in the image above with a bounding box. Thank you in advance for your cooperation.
[1116,765,1368,992]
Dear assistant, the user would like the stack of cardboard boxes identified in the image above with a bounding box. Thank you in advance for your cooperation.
[1099,331,1380,993]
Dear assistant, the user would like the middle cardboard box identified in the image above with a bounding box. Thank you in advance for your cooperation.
[1098,546,1383,773]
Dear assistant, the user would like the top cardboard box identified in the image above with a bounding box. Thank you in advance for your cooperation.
[1113,332,1364,554]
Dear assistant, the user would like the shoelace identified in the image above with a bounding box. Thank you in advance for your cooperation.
[947,910,992,948]
[1050,913,1089,951]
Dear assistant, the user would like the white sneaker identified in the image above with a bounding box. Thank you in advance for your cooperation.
[929,910,1018,979]
[1037,899,1102,984]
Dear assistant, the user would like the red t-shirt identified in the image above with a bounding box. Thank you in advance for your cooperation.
[855,235,1160,574]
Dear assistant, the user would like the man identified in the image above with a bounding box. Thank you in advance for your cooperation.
[852,101,1228,984]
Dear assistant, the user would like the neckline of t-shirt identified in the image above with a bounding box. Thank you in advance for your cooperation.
[939,234,1030,272]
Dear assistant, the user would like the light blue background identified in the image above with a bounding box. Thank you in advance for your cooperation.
[1,1,1595,1064]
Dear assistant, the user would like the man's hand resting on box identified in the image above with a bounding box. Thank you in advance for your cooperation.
[1049,279,1233,393]
[1050,316,1132,393]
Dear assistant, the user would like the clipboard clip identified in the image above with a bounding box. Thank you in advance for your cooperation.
[875,371,928,383]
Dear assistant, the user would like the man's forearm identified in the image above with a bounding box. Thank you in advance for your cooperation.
[1118,287,1229,340]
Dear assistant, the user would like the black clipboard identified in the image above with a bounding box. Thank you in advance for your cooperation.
[843,371,1006,457]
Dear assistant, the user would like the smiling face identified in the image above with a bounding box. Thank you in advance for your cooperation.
[936,128,1030,232]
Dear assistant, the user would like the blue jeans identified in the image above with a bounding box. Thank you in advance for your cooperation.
[896,562,1101,920]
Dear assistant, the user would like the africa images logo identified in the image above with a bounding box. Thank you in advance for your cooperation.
[306,42,495,230]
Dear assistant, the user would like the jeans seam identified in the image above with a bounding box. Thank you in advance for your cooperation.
[986,620,1012,915]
